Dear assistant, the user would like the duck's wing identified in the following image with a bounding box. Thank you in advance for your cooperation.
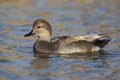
[50,36,69,42]
[71,34,110,42]
[51,35,88,44]
[80,34,111,48]
[51,34,111,48]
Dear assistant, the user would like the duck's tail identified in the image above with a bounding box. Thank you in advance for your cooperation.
[92,34,111,49]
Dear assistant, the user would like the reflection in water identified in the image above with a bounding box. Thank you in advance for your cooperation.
[31,51,111,80]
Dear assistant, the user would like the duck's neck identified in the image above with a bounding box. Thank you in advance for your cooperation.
[37,29,51,41]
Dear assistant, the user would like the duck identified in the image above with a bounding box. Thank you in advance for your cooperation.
[24,18,111,54]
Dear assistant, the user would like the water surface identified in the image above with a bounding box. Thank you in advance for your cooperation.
[0,0,120,80]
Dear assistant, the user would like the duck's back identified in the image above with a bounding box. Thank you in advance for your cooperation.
[50,34,111,53]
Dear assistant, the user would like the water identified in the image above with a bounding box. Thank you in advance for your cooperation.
[0,0,120,80]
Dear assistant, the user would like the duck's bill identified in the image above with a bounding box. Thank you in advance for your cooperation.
[24,30,36,37]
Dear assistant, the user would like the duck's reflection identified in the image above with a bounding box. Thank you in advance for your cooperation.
[31,52,52,68]
[31,51,111,79]
[32,50,110,66]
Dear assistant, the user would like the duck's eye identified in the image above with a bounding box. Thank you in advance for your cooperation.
[37,26,41,29]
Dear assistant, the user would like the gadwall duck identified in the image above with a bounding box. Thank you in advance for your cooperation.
[24,19,111,54]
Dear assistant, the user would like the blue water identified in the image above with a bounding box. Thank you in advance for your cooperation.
[0,0,120,80]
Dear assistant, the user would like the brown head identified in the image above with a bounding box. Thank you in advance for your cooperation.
[24,19,52,41]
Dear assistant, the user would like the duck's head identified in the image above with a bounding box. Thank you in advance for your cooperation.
[24,19,52,41]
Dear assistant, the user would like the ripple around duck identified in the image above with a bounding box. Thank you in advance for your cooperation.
[0,0,120,80]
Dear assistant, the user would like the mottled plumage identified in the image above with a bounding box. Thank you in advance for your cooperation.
[24,19,111,54]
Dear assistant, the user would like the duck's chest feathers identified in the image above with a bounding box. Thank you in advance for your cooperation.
[34,40,59,53]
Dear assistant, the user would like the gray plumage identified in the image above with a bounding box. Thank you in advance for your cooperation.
[24,19,111,54]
